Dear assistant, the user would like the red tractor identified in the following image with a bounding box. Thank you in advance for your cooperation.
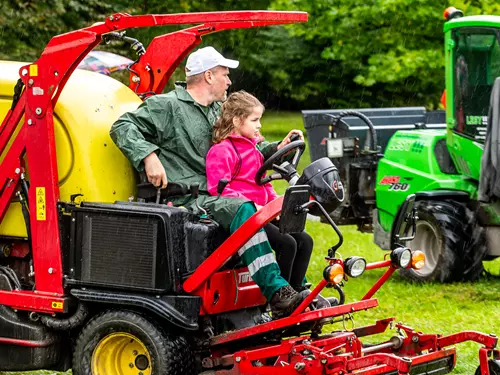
[0,10,498,375]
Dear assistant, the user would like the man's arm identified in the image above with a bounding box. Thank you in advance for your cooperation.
[110,100,160,170]
[110,99,169,187]
[259,129,305,160]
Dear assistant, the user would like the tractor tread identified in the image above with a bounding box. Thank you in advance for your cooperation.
[72,309,194,375]
[399,199,486,282]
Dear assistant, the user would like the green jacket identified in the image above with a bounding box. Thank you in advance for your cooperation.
[110,83,278,230]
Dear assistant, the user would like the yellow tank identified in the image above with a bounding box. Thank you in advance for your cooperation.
[0,61,142,238]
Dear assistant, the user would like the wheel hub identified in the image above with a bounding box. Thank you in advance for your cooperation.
[92,332,152,375]
[409,220,440,277]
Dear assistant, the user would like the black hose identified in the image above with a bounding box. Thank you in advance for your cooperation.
[21,178,29,206]
[40,302,89,330]
[332,110,378,152]
[333,283,345,305]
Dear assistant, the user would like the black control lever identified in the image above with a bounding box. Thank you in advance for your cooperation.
[217,178,229,196]
[190,183,200,199]
[289,133,301,142]
[203,179,229,207]
[190,183,207,216]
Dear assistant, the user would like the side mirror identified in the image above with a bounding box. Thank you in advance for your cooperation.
[391,194,417,248]
[279,185,310,234]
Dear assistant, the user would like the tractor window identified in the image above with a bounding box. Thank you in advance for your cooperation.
[453,28,500,142]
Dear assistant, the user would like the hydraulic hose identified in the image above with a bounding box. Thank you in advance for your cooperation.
[333,283,345,305]
[40,302,89,330]
[332,110,378,152]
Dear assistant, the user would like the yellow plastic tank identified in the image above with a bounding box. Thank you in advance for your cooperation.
[0,61,142,238]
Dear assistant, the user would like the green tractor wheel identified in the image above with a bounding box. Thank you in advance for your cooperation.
[72,310,194,375]
[399,200,486,283]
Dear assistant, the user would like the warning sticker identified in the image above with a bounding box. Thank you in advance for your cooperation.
[36,187,46,221]
[51,301,64,310]
[30,64,38,77]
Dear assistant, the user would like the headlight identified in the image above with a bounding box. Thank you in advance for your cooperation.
[411,250,426,269]
[391,247,412,268]
[344,256,367,278]
[323,264,344,284]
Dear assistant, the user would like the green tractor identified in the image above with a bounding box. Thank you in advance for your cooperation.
[304,7,500,283]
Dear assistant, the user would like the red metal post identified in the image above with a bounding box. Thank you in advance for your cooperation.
[362,266,397,300]
[290,279,328,317]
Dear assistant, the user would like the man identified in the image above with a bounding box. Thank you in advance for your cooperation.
[110,46,308,318]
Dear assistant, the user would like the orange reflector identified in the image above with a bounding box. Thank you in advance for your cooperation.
[327,264,344,284]
[411,250,425,270]
[443,7,456,20]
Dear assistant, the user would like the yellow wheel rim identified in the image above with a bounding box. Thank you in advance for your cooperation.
[92,332,152,375]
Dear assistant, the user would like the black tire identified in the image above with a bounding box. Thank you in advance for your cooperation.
[399,200,487,283]
[72,309,194,375]
[474,359,500,375]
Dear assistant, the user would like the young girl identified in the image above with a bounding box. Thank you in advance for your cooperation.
[206,91,313,292]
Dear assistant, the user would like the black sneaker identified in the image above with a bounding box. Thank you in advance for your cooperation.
[270,285,308,319]
[313,294,331,310]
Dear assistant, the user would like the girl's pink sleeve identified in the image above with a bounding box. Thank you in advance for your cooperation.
[264,182,279,203]
[206,144,247,200]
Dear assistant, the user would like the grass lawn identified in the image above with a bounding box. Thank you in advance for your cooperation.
[4,110,500,375]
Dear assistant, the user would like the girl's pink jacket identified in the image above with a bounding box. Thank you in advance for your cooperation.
[206,135,278,206]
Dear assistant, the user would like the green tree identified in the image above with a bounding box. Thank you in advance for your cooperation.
[0,0,115,61]
[265,0,500,108]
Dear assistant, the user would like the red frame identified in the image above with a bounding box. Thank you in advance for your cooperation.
[0,11,307,312]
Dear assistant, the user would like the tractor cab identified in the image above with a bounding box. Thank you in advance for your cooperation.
[445,14,500,180]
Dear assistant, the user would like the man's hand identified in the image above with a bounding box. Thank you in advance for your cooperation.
[277,129,304,150]
[144,152,168,188]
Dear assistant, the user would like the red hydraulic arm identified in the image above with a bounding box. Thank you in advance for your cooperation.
[0,11,307,313]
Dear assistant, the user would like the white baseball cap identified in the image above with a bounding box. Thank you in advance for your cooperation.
[185,46,239,77]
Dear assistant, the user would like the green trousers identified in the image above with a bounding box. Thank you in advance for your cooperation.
[178,195,289,301]
[230,202,288,300]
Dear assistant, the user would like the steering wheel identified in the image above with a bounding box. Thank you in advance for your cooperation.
[255,140,306,185]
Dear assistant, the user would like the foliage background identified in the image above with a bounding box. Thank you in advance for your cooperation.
[1,0,499,110]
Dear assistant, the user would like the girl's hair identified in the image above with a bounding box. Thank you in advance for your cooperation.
[212,91,264,143]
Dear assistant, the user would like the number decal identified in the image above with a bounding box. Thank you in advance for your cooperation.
[388,183,410,191]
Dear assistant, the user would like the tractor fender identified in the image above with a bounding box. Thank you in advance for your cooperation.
[414,190,470,202]
[70,288,201,331]
[374,190,471,250]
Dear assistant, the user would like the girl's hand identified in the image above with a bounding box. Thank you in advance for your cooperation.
[277,129,304,150]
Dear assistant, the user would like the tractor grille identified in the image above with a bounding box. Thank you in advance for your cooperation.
[80,214,158,289]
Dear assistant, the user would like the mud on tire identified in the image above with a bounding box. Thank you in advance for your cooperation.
[72,309,194,375]
[399,199,487,283]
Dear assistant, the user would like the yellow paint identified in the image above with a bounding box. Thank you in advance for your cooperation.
[36,187,46,221]
[30,64,38,77]
[0,61,141,237]
[92,332,152,375]
[51,301,63,310]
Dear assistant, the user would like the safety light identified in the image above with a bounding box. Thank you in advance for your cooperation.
[323,264,344,284]
[344,256,367,278]
[443,7,463,21]
[390,247,412,268]
[411,250,426,270]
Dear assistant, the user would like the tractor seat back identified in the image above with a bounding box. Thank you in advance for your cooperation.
[136,181,189,202]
